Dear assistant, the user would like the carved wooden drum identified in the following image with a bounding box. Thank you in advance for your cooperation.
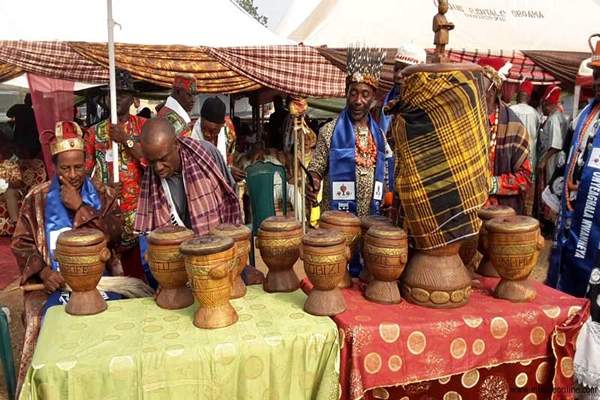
[486,216,544,302]
[477,205,517,277]
[180,235,238,329]
[359,215,392,283]
[147,226,195,309]
[364,225,408,304]
[319,210,361,288]
[301,229,349,316]
[55,228,111,315]
[210,223,251,299]
[256,216,303,293]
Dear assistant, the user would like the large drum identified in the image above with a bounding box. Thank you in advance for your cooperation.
[256,216,303,293]
[359,215,393,283]
[147,226,195,309]
[180,235,238,329]
[364,225,408,304]
[486,216,544,302]
[210,223,251,299]
[55,228,111,315]
[477,205,516,277]
[301,229,349,316]
[319,210,361,288]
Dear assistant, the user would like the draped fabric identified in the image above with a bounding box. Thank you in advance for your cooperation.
[388,69,490,249]
[26,74,75,177]
[0,41,106,83]
[523,50,589,89]
[0,41,345,96]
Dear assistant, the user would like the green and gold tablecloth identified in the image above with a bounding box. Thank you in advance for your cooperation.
[19,287,340,400]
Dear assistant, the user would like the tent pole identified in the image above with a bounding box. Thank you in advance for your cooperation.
[300,128,306,233]
[573,85,581,121]
[107,0,119,185]
[293,122,299,222]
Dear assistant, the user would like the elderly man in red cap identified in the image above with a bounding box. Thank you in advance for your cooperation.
[539,85,568,188]
[157,74,198,137]
[477,57,532,214]
[510,80,541,215]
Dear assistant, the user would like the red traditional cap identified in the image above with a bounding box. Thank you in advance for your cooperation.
[477,57,506,72]
[519,80,533,96]
[172,73,197,94]
[49,121,84,156]
[542,85,561,105]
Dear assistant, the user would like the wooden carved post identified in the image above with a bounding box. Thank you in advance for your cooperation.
[432,0,454,63]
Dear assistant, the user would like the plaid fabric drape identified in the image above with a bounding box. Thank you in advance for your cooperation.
[207,46,346,97]
[0,62,23,81]
[0,41,106,83]
[388,69,490,250]
[70,43,260,93]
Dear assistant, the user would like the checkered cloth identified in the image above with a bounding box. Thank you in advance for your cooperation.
[207,46,346,97]
[134,137,241,235]
[447,49,561,84]
[0,41,106,83]
[0,62,23,81]
[388,69,490,250]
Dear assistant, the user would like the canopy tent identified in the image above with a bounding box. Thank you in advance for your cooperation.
[0,0,346,97]
[277,0,599,86]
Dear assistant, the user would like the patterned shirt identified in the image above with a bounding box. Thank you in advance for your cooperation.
[85,115,146,247]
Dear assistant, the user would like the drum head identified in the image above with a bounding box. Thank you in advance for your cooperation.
[260,216,302,232]
[486,215,539,233]
[148,226,195,245]
[180,234,234,256]
[320,210,361,227]
[57,228,105,247]
[302,228,345,247]
[211,223,251,241]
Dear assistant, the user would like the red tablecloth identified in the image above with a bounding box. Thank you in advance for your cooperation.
[301,276,589,400]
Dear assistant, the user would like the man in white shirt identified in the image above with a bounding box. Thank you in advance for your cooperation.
[510,80,541,171]
[157,74,197,137]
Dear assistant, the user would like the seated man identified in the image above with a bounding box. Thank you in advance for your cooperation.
[11,121,122,388]
[135,117,241,234]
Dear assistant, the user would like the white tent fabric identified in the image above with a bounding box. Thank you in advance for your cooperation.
[280,0,600,52]
[0,0,292,46]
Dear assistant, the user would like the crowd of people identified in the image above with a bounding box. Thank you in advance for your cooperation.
[3,40,600,391]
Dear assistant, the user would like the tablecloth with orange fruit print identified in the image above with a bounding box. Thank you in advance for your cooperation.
[302,276,590,400]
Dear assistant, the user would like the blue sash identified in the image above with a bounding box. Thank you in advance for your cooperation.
[328,109,386,214]
[44,176,102,270]
[548,100,600,296]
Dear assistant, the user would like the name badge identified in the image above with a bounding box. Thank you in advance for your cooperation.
[332,181,355,201]
[337,202,350,211]
[373,181,384,201]
[105,149,114,162]
[587,148,600,169]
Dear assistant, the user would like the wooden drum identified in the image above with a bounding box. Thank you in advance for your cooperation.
[180,235,238,329]
[256,216,303,293]
[486,216,544,302]
[147,226,195,309]
[211,223,251,299]
[319,211,361,288]
[301,229,349,316]
[477,205,517,277]
[364,225,408,304]
[55,228,111,315]
[359,215,392,283]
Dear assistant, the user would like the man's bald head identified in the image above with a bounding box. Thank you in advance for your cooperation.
[141,117,181,179]
[141,117,177,146]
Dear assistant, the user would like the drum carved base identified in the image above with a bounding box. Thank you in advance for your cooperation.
[264,270,300,293]
[494,278,537,302]
[156,287,194,310]
[194,304,238,329]
[365,280,401,304]
[304,288,346,316]
[359,268,372,284]
[66,289,107,316]
[401,242,471,309]
[231,276,247,299]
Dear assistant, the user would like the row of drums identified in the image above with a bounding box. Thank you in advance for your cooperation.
[54,205,544,329]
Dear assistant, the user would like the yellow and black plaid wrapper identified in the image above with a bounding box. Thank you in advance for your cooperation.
[390,70,490,250]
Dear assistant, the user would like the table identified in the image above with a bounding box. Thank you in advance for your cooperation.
[19,286,340,400]
[302,276,590,400]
